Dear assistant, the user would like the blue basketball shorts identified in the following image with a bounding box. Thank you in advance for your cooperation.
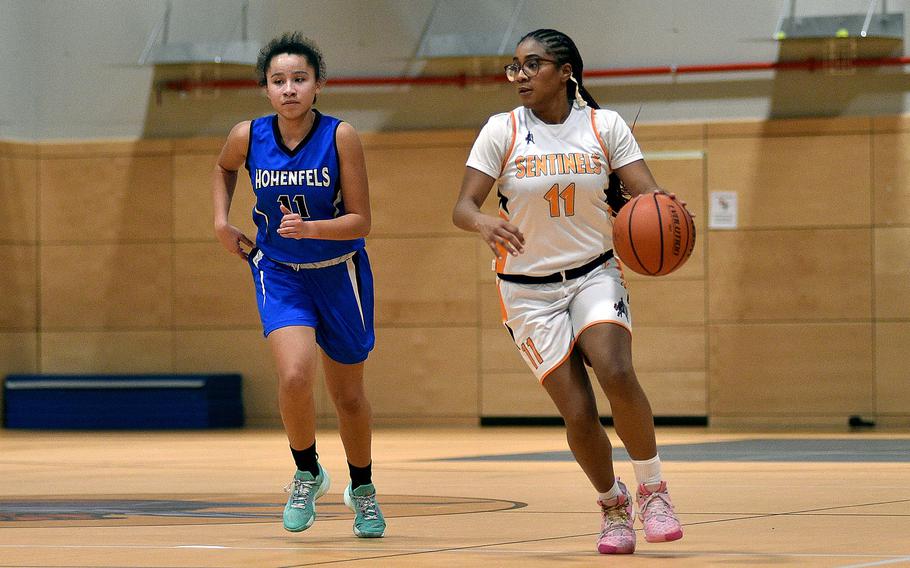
[248,248,375,364]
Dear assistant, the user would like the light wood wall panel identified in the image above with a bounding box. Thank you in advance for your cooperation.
[174,242,260,328]
[872,132,910,225]
[635,123,706,144]
[0,141,38,158]
[876,322,910,414]
[708,229,872,322]
[173,151,256,241]
[173,329,319,427]
[706,116,870,137]
[480,278,507,329]
[40,244,173,329]
[481,370,621,419]
[370,237,478,326]
[365,145,471,237]
[709,323,874,417]
[481,324,706,417]
[0,157,38,242]
[706,134,871,228]
[481,372,707,418]
[4,117,909,426]
[874,227,910,319]
[0,245,37,330]
[633,327,706,417]
[633,326,705,372]
[479,326,619,417]
[367,327,478,418]
[625,279,705,325]
[481,327,527,375]
[481,372,553,416]
[645,156,705,233]
[39,156,173,242]
[639,371,707,416]
[40,331,173,373]
[0,333,38,375]
[0,332,38,412]
[37,140,173,158]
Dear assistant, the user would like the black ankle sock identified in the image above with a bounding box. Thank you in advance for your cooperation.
[348,461,372,490]
[290,442,319,477]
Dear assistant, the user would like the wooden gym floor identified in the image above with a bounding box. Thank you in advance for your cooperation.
[1,427,909,567]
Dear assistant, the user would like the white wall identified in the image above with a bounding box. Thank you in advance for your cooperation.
[3,0,910,139]
[0,0,38,139]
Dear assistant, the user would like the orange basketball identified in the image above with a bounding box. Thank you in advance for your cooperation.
[612,193,695,276]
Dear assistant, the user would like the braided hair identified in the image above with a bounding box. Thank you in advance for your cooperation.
[517,29,599,109]
[517,29,630,214]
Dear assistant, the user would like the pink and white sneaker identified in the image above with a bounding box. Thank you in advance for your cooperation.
[596,480,636,554]
[636,481,683,543]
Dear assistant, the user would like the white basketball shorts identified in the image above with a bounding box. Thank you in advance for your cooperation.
[496,258,632,382]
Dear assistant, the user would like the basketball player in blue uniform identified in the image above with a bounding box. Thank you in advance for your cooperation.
[212,32,385,538]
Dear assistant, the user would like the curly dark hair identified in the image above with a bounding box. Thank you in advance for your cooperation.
[256,32,326,87]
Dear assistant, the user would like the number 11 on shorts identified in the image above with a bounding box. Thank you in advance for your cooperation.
[520,337,544,368]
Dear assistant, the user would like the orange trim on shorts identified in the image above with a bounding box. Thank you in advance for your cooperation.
[538,342,575,385]
[499,111,518,175]
[537,320,632,385]
[576,319,632,340]
[590,108,613,170]
[495,279,508,323]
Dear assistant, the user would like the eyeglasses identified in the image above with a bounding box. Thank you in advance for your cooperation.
[504,58,558,82]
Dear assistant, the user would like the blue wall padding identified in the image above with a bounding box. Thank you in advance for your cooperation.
[3,374,243,429]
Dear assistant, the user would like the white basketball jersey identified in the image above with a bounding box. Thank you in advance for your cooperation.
[466,105,643,276]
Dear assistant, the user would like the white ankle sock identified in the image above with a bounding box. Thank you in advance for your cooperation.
[597,480,621,503]
[631,454,662,488]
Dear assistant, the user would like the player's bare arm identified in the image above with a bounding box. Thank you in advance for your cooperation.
[276,121,371,240]
[453,166,525,258]
[615,159,692,215]
[213,121,255,259]
[614,159,661,197]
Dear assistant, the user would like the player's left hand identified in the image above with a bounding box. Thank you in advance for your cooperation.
[651,189,696,218]
[277,204,314,239]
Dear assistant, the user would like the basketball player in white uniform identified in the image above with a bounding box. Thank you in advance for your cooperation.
[453,29,687,555]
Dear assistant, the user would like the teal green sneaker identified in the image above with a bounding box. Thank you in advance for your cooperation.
[343,483,386,538]
[282,464,330,532]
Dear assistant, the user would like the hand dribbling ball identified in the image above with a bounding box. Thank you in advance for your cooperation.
[612,193,695,276]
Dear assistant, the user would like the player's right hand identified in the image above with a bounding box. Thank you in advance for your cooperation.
[215,223,254,260]
[475,215,525,259]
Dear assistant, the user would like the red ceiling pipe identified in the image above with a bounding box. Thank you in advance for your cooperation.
[159,55,910,92]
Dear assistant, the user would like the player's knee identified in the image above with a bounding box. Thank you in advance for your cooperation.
[561,404,600,430]
[278,367,316,393]
[595,361,638,391]
[331,389,368,417]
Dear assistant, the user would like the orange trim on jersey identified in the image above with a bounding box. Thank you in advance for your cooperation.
[613,255,629,288]
[499,111,518,175]
[537,320,633,385]
[493,210,510,273]
[590,108,613,170]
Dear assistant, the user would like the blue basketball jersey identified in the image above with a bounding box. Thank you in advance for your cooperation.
[246,111,365,263]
